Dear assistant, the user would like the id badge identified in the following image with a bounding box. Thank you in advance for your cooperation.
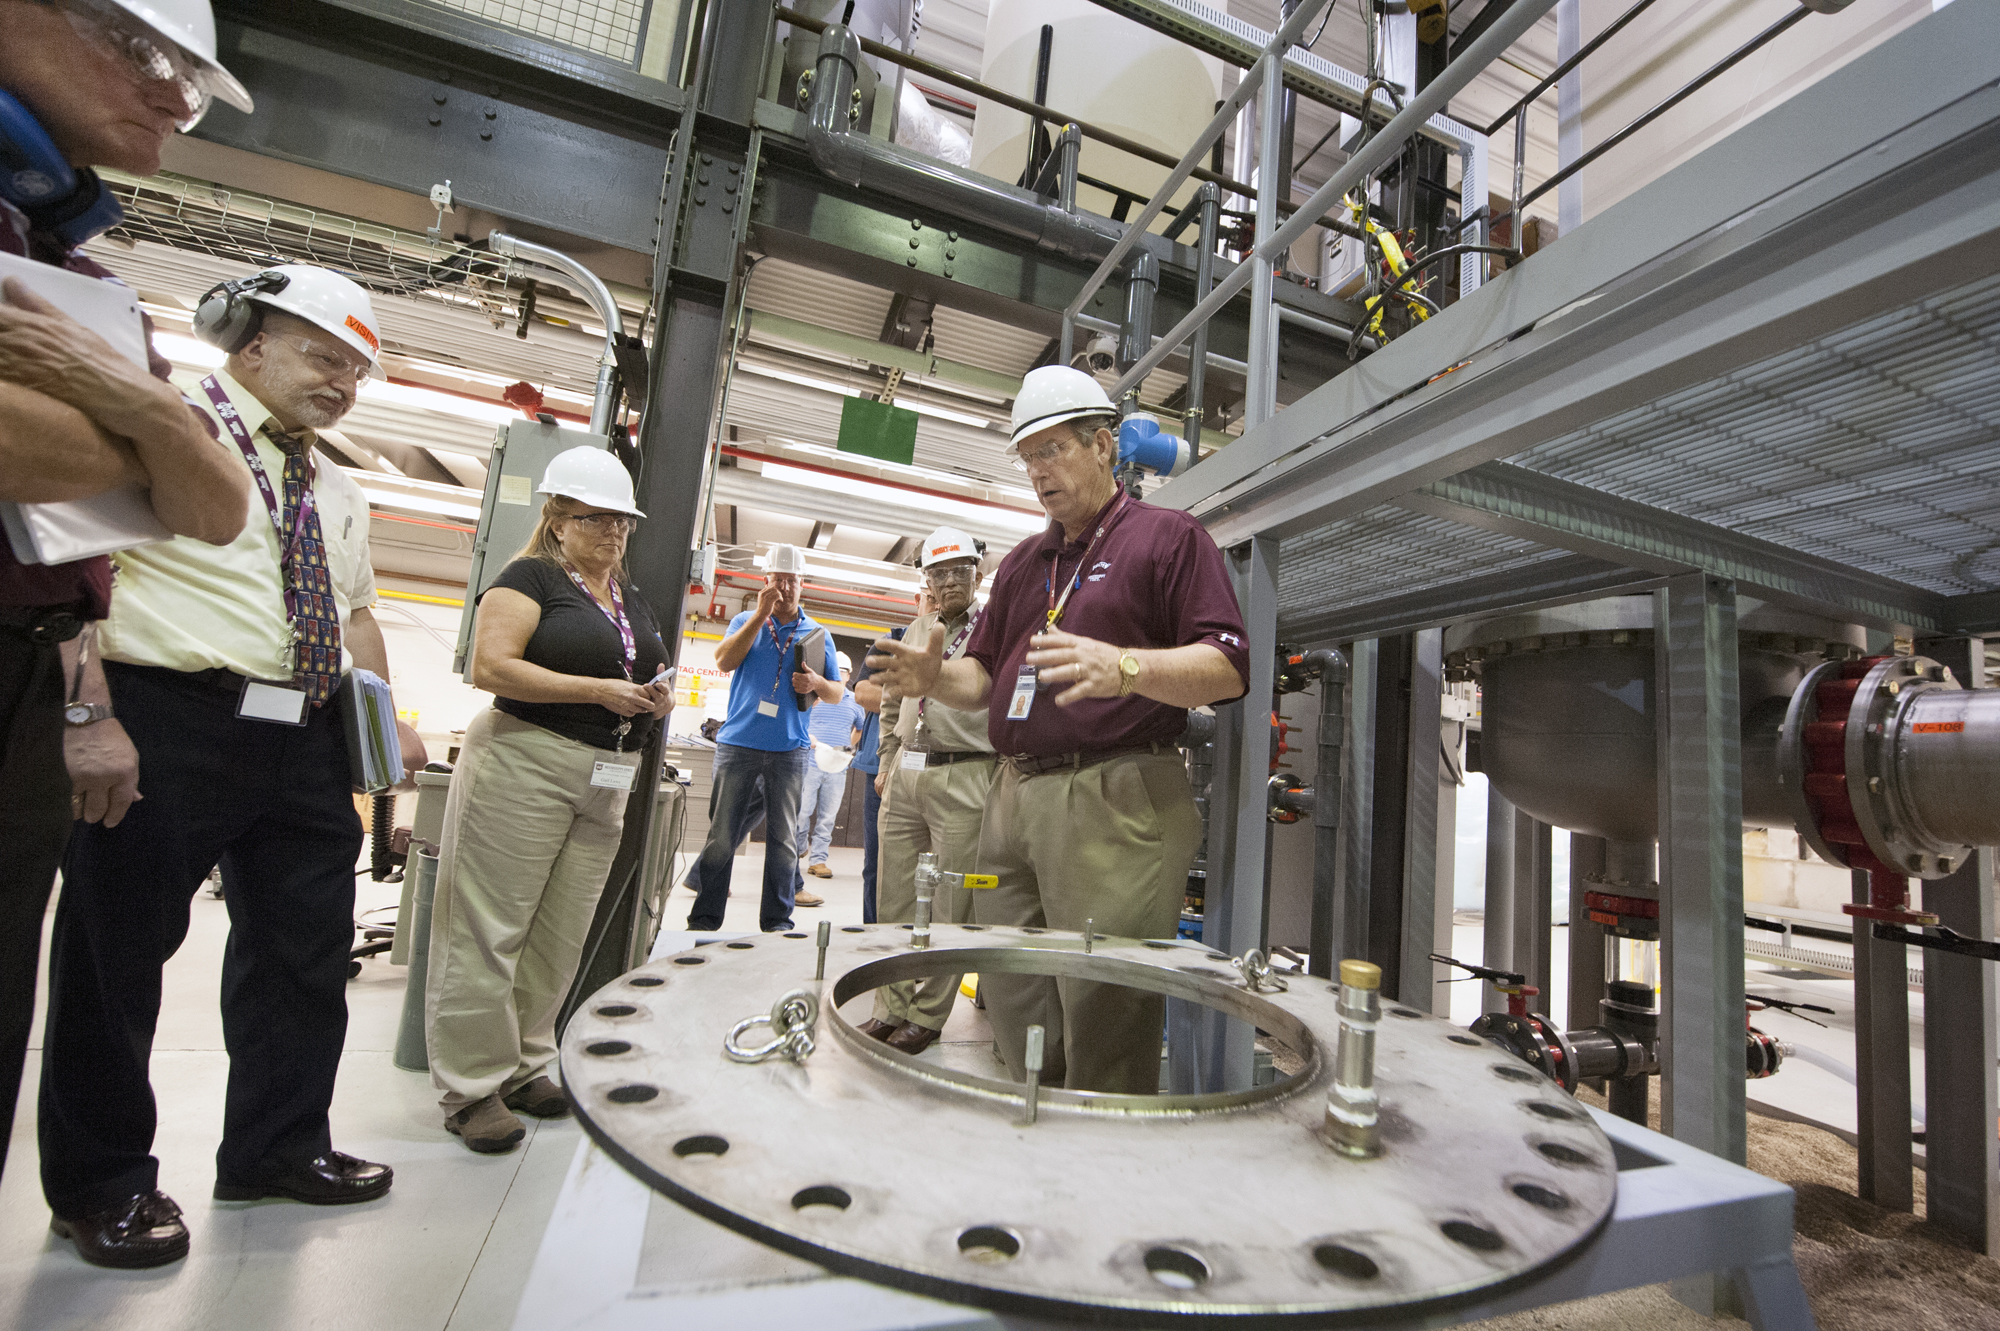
[757,700,780,718]
[1006,665,1037,720]
[590,760,639,791]
[899,749,927,772]
[237,678,308,726]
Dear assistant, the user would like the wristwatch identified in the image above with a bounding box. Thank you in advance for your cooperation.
[64,701,113,727]
[1117,650,1141,697]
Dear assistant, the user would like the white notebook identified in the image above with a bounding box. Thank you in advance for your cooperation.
[0,248,171,565]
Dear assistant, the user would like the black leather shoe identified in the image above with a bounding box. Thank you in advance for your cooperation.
[214,1151,393,1205]
[50,1190,189,1269]
[885,1021,942,1055]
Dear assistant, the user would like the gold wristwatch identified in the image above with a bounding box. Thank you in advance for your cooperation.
[1117,650,1140,697]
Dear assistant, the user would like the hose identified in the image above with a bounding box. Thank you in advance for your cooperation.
[369,792,394,882]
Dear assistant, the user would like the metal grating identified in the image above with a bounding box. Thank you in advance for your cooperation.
[1514,271,2000,597]
[1276,502,1568,633]
[415,0,649,60]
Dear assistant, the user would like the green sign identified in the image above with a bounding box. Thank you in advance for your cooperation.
[837,394,919,466]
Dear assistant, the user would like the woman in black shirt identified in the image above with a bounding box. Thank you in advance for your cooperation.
[425,448,670,1153]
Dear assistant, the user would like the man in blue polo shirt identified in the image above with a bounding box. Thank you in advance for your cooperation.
[685,544,841,932]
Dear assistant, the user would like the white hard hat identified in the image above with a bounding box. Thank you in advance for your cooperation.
[835,651,852,674]
[1009,365,1116,447]
[79,0,254,121]
[765,543,806,575]
[537,446,644,516]
[248,264,387,380]
[919,525,981,569]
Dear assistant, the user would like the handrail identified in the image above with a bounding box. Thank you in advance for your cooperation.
[1108,0,1562,405]
[1480,0,1658,139]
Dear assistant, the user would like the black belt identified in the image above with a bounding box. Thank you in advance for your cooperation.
[924,749,995,767]
[0,604,87,644]
[1007,742,1171,777]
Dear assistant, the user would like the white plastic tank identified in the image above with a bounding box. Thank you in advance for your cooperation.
[969,0,1223,230]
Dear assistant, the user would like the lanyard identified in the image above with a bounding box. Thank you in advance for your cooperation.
[916,610,978,727]
[766,615,803,699]
[199,375,315,641]
[560,561,636,680]
[1044,494,1128,631]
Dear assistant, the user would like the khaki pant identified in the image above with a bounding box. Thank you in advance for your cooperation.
[977,750,1199,1095]
[873,755,996,1030]
[426,709,633,1112]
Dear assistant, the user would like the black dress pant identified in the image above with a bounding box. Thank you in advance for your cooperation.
[0,627,71,1187]
[39,663,362,1216]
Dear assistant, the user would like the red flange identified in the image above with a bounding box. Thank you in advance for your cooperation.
[1801,657,1937,926]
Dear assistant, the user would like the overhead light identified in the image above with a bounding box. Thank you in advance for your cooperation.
[904,400,991,429]
[770,438,1037,505]
[759,462,1046,535]
[343,467,484,520]
[151,331,226,369]
[355,486,482,521]
[737,361,993,430]
[359,380,521,425]
[800,558,920,594]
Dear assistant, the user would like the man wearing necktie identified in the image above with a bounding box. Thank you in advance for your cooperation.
[38,264,425,1268]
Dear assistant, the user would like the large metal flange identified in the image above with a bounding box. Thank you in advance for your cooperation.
[561,925,1618,1327]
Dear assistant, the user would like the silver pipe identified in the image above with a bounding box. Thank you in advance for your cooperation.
[1110,0,1561,401]
[1183,181,1220,443]
[487,233,624,436]
[1326,959,1383,1157]
[1117,251,1158,398]
[1245,48,1284,430]
[1278,304,1376,350]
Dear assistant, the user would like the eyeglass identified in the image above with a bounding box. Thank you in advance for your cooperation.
[923,565,977,585]
[278,335,370,384]
[1010,437,1081,472]
[62,0,216,131]
[569,512,638,533]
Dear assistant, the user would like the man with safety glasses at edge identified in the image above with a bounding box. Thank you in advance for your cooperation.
[0,0,256,1249]
[867,365,1251,1096]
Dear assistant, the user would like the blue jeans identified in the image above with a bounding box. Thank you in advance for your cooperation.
[794,764,847,865]
[859,774,882,923]
[684,743,808,932]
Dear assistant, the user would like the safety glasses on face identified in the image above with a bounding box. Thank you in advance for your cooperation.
[568,512,638,533]
[922,565,976,587]
[61,0,217,131]
[279,335,370,385]
[1010,436,1082,472]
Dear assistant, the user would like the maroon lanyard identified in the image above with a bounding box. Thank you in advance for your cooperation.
[560,561,636,680]
[916,610,979,726]
[200,375,314,613]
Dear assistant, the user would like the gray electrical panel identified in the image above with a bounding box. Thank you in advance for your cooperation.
[454,418,614,678]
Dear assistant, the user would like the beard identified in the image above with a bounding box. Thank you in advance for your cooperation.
[260,356,353,430]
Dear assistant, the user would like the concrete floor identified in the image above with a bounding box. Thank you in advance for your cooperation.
[0,840,876,1331]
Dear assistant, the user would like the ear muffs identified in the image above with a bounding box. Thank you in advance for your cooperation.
[0,88,124,248]
[191,271,291,353]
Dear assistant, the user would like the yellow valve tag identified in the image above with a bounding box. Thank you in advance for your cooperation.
[963,874,999,890]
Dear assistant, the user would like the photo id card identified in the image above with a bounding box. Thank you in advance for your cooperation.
[590,760,639,791]
[237,678,308,726]
[1006,665,1037,720]
[900,749,927,772]
[757,700,780,717]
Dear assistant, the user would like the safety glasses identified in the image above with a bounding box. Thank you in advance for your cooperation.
[1010,437,1081,472]
[278,335,371,385]
[62,0,216,131]
[569,512,638,533]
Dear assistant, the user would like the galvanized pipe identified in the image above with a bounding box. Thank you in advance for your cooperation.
[1117,251,1158,403]
[1891,687,2000,853]
[486,232,624,435]
[1182,181,1220,445]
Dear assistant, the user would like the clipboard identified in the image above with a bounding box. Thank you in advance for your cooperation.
[0,249,171,564]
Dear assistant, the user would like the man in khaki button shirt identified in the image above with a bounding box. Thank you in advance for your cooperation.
[861,527,995,1055]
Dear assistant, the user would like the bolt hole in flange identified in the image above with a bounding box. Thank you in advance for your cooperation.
[1143,1245,1210,1290]
[784,932,807,939]
[1537,1141,1597,1167]
[586,1040,632,1057]
[1143,941,1175,950]
[607,1084,659,1104]
[596,1003,638,1017]
[1388,1008,1423,1019]
[1447,1035,1482,1046]
[673,1135,728,1158]
[793,1185,853,1212]
[957,1226,1022,1263]
[1512,1182,1571,1211]
[727,941,755,950]
[1490,1064,1539,1084]
[629,976,664,988]
[1441,1220,1506,1252]
[841,926,867,934]
[1523,1101,1583,1122]
[674,956,706,966]
[1313,1244,1380,1280]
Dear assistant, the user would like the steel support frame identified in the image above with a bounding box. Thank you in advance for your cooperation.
[1337,639,1381,975]
[1569,834,1609,1033]
[1850,868,1915,1213]
[1399,629,1448,1012]
[1913,635,1999,1255]
[1482,783,1518,1017]
[1184,535,1280,1092]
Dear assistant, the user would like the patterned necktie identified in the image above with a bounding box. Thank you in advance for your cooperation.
[265,425,343,706]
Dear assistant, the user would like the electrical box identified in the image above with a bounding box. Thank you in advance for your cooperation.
[454,418,615,679]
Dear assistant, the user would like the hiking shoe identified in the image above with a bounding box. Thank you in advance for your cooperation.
[503,1076,571,1120]
[444,1095,526,1153]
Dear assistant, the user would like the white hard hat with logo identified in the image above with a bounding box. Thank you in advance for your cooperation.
[73,0,255,126]
[193,263,387,380]
[1008,364,1116,447]
[537,446,644,516]
[919,525,982,569]
[764,544,807,575]
[835,651,853,674]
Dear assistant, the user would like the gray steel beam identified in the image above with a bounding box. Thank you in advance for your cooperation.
[1568,834,1608,1034]
[1949,591,2000,635]
[1282,554,1659,645]
[1516,811,1554,1010]
[1401,629,1447,1012]
[1654,575,1745,1165]
[1159,4,2000,540]
[1338,639,1380,975]
[1851,868,1915,1213]
[1195,536,1280,1090]
[1397,462,1948,635]
[1914,634,1998,1254]
[1481,783,1518,1017]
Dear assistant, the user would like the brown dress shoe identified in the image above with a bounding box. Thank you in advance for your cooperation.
[885,1021,942,1055]
[856,1017,900,1042]
[51,1190,189,1269]
[214,1150,393,1204]
[503,1075,572,1119]
[794,889,825,907]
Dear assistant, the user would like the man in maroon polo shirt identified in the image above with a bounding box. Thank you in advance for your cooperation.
[867,365,1248,1094]
[0,0,253,1209]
